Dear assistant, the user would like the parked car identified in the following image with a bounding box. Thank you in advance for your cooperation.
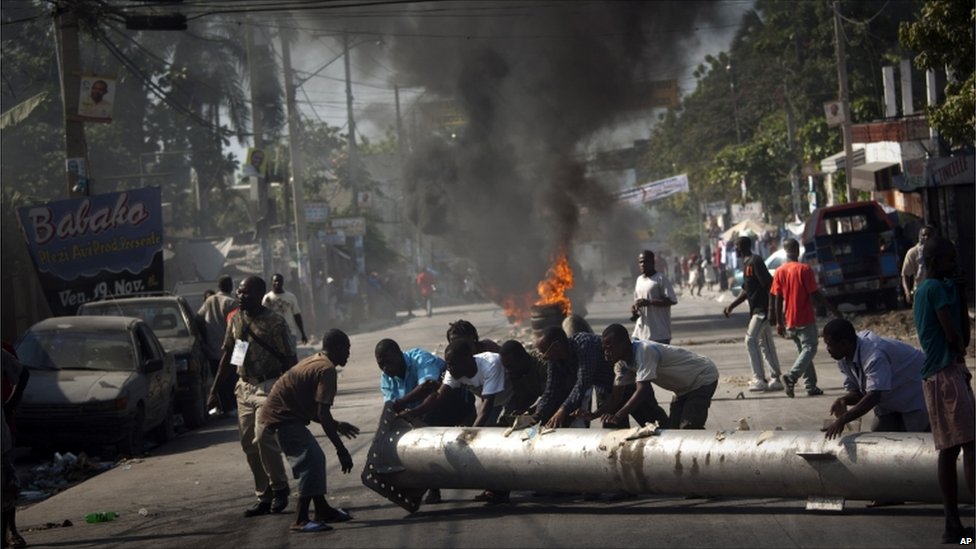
[14,316,177,456]
[78,295,212,429]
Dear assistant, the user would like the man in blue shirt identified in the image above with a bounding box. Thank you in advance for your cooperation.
[821,319,928,439]
[376,339,445,412]
[375,338,464,504]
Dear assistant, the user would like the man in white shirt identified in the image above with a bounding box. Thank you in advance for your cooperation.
[631,250,677,344]
[402,340,510,428]
[901,225,935,305]
[595,323,719,429]
[263,273,308,353]
[399,340,512,505]
[198,275,239,412]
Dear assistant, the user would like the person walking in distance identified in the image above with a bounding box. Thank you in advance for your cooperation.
[912,236,974,544]
[258,329,359,533]
[416,268,436,318]
[771,238,841,398]
[198,275,239,413]
[209,276,296,517]
[630,250,677,344]
[722,237,783,392]
[263,273,308,353]
[902,225,936,305]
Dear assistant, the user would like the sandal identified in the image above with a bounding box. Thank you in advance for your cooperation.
[289,521,333,533]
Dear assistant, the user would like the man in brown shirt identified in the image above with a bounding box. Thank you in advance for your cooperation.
[208,276,296,517]
[259,329,360,533]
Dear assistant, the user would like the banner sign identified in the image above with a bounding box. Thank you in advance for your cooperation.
[17,187,164,315]
[731,201,763,223]
[305,202,329,223]
[614,173,689,205]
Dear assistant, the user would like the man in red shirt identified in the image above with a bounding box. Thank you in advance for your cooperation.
[416,269,436,318]
[771,239,841,398]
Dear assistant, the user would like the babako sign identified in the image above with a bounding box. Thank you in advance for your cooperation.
[17,187,164,315]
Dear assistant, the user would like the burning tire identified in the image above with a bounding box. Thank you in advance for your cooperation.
[530,304,565,337]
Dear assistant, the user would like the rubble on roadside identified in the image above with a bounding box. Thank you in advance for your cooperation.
[19,452,115,503]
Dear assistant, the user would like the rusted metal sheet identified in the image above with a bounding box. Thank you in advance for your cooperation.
[362,404,969,513]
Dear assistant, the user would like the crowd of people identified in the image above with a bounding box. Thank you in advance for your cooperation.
[1,228,971,545]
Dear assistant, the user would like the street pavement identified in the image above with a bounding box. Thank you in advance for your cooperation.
[11,285,975,548]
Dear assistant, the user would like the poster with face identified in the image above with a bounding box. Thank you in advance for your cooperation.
[243,147,267,178]
[78,75,117,122]
[823,100,845,127]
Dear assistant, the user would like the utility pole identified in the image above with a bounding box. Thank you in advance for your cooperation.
[784,76,802,221]
[54,3,90,197]
[344,30,365,276]
[280,27,319,332]
[833,1,855,203]
[246,19,272,281]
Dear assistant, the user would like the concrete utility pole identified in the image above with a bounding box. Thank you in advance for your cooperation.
[344,30,365,276]
[246,19,272,281]
[54,4,90,197]
[280,27,319,332]
[363,406,972,514]
[833,1,855,203]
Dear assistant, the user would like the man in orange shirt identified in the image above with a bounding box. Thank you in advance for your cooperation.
[771,239,841,398]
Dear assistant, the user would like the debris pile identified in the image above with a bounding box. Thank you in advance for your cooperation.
[20,452,115,502]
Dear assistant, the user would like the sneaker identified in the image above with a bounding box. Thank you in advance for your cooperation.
[748,379,768,392]
[782,374,796,398]
[768,377,784,391]
[806,387,824,397]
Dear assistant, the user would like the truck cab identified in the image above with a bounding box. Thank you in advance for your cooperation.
[801,201,902,311]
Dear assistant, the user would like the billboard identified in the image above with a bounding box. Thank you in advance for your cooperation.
[17,187,165,315]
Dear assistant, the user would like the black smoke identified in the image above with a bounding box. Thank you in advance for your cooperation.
[322,2,727,300]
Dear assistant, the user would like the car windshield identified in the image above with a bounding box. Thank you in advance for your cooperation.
[83,302,188,338]
[17,329,135,372]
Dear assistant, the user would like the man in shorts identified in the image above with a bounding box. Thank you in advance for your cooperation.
[913,236,974,543]
[259,329,360,533]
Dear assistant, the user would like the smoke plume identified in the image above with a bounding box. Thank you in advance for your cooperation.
[318,2,728,302]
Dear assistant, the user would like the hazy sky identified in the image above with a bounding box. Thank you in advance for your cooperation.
[234,0,754,165]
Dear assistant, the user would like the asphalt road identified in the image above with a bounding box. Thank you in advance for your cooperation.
[12,286,975,548]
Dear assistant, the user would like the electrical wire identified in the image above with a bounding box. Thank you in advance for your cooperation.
[834,1,891,27]
[91,23,242,137]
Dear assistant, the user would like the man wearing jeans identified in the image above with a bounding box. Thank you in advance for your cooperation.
[259,329,359,533]
[723,236,783,392]
[771,239,841,398]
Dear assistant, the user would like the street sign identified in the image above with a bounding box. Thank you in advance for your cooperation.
[331,216,366,236]
[305,202,329,223]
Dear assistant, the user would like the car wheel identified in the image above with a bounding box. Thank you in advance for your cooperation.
[182,374,209,430]
[119,408,146,457]
[152,400,177,443]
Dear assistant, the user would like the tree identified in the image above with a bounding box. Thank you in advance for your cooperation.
[899,0,975,146]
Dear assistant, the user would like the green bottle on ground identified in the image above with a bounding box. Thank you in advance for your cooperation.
[85,512,118,523]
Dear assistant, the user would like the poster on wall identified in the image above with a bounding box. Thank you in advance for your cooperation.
[17,187,164,315]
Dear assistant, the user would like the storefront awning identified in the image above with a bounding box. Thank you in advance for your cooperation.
[852,161,901,192]
[820,147,866,174]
